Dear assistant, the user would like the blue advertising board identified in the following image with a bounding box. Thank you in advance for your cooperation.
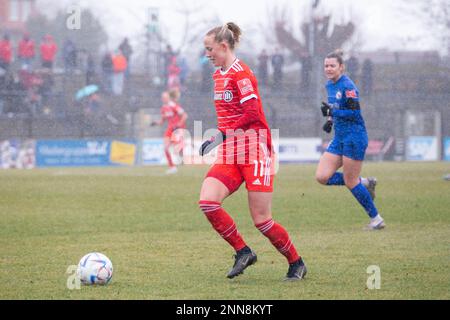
[35,139,138,167]
[444,137,450,161]
[36,140,111,167]
[141,139,166,165]
[406,136,438,161]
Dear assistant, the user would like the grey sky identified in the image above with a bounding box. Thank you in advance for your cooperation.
[38,0,440,54]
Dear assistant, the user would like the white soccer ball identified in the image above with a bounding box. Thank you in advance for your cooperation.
[77,252,113,285]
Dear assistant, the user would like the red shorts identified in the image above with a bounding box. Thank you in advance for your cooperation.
[206,153,275,193]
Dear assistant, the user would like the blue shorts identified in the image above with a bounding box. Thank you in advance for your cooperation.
[326,135,368,161]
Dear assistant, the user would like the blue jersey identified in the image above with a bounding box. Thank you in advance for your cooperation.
[326,75,366,139]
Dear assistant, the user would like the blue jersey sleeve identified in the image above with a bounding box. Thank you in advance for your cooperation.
[332,109,360,119]
[332,81,361,120]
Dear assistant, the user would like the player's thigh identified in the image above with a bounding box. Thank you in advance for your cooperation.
[200,164,243,202]
[316,151,343,183]
[199,177,231,203]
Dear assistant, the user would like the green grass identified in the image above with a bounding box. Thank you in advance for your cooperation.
[0,162,449,299]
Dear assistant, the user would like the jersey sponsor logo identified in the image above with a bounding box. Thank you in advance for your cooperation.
[223,90,233,102]
[336,91,342,99]
[237,78,254,95]
[214,93,222,100]
[345,89,357,98]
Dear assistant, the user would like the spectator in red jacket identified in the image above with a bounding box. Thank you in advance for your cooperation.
[111,50,127,95]
[40,34,58,69]
[18,33,35,70]
[0,34,12,72]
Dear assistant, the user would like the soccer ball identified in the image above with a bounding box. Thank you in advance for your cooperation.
[77,252,113,285]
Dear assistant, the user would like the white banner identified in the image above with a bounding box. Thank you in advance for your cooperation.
[273,138,322,163]
[406,136,438,161]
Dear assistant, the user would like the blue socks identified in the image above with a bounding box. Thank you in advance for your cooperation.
[326,172,345,185]
[350,183,378,218]
[326,172,378,218]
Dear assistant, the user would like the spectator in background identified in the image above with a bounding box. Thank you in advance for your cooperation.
[0,34,12,72]
[3,72,28,115]
[18,33,35,70]
[162,44,175,85]
[0,35,10,114]
[84,92,101,115]
[85,52,96,86]
[199,50,213,92]
[257,49,269,87]
[40,34,58,70]
[178,56,189,88]
[167,56,180,91]
[63,39,77,75]
[300,54,312,90]
[101,51,113,93]
[111,50,127,95]
[37,68,54,115]
[118,38,133,80]
[271,48,284,89]
[361,58,373,97]
[346,54,359,84]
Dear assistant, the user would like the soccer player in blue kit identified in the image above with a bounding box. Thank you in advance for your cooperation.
[316,50,385,230]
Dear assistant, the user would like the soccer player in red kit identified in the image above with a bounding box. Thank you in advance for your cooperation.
[152,89,187,174]
[198,22,307,281]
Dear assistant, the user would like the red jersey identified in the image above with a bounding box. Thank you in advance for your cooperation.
[0,40,12,63]
[40,42,58,62]
[161,102,185,131]
[212,59,272,163]
[18,39,35,58]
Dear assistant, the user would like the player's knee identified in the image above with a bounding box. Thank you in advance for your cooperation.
[315,172,329,185]
[198,200,221,214]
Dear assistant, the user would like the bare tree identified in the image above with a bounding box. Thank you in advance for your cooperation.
[274,11,355,60]
[397,0,450,55]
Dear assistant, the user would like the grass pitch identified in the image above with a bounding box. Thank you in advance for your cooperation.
[0,162,449,299]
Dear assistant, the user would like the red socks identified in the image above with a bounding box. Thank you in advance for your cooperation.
[256,219,300,264]
[165,148,174,167]
[199,201,300,264]
[199,200,246,251]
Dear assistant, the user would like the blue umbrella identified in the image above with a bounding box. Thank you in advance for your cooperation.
[75,84,99,101]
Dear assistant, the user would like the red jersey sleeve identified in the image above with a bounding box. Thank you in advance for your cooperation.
[174,104,185,115]
[234,70,259,105]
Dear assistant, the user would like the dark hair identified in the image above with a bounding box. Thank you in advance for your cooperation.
[326,49,344,65]
[206,22,242,50]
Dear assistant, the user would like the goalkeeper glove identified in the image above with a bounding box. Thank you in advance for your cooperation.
[199,132,226,156]
[321,101,332,117]
[323,120,333,133]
